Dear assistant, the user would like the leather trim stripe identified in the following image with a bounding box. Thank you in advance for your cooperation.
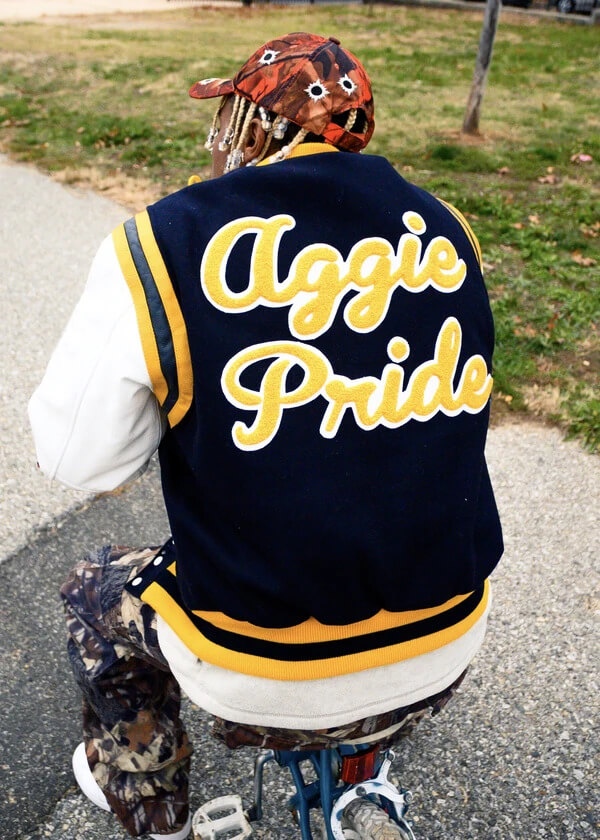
[113,214,193,427]
[123,216,179,416]
[112,223,169,406]
[135,211,193,427]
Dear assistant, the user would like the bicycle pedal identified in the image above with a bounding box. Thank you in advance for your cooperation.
[192,794,252,839]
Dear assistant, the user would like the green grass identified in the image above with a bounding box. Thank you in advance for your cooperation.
[0,5,598,450]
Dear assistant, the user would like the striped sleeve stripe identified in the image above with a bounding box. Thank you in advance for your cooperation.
[438,199,483,270]
[112,212,193,427]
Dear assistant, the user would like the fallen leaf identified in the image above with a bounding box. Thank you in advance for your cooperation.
[402,165,414,172]
[528,214,541,225]
[514,323,537,338]
[582,227,599,239]
[482,261,496,272]
[582,360,591,367]
[465,212,479,220]
[497,166,511,175]
[538,174,559,184]
[512,222,525,230]
[546,166,554,174]
[570,153,593,164]
[571,251,597,267]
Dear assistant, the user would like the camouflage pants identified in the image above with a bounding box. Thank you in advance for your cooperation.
[61,545,467,837]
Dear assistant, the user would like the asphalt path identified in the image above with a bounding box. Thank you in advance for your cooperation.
[0,162,598,840]
[0,155,128,559]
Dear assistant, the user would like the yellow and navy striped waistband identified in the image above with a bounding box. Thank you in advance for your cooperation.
[129,555,490,680]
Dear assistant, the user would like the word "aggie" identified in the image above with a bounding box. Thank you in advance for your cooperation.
[202,212,467,339]
[222,317,492,450]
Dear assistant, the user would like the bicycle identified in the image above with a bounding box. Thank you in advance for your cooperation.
[192,742,416,840]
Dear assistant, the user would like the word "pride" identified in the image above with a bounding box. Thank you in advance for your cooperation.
[201,212,467,339]
[222,317,492,450]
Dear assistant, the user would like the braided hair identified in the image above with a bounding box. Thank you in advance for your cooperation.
[205,94,360,172]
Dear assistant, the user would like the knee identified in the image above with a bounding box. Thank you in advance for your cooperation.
[60,545,125,615]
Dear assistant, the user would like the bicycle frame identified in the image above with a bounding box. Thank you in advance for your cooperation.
[192,743,414,840]
[248,745,414,840]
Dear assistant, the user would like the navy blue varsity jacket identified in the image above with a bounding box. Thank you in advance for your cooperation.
[117,144,503,680]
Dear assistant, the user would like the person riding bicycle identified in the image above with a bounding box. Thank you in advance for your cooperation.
[29,33,503,839]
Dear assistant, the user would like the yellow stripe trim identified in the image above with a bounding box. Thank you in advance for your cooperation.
[141,580,490,680]
[438,199,483,270]
[191,591,473,644]
[258,142,339,167]
[112,223,169,406]
[135,210,194,427]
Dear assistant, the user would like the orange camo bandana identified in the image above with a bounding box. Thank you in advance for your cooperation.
[189,33,375,152]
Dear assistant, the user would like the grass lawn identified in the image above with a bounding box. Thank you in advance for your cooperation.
[1,5,599,450]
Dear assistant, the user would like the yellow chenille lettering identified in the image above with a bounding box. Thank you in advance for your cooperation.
[253,217,300,303]
[221,341,329,450]
[402,211,427,234]
[201,215,296,311]
[390,233,423,291]
[413,237,467,291]
[401,318,462,416]
[322,378,379,435]
[344,240,397,331]
[289,246,345,337]
[221,320,492,450]
[377,365,409,424]
[456,354,493,409]
[202,213,468,338]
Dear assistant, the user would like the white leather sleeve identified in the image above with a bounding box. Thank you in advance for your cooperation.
[28,235,166,492]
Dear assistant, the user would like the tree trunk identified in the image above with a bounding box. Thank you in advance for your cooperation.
[463,0,502,135]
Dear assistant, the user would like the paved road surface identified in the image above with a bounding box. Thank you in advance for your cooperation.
[0,161,598,840]
[0,0,219,21]
[0,155,128,559]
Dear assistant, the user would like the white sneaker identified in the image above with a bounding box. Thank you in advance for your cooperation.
[72,743,192,839]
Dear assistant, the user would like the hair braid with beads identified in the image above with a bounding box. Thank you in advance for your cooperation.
[205,94,316,171]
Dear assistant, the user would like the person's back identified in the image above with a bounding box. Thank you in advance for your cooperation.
[29,33,503,839]
[130,149,500,666]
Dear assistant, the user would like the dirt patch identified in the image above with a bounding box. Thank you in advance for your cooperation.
[33,4,238,28]
[522,384,562,417]
[52,165,161,211]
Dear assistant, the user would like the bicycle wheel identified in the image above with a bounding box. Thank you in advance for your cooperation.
[341,798,414,840]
